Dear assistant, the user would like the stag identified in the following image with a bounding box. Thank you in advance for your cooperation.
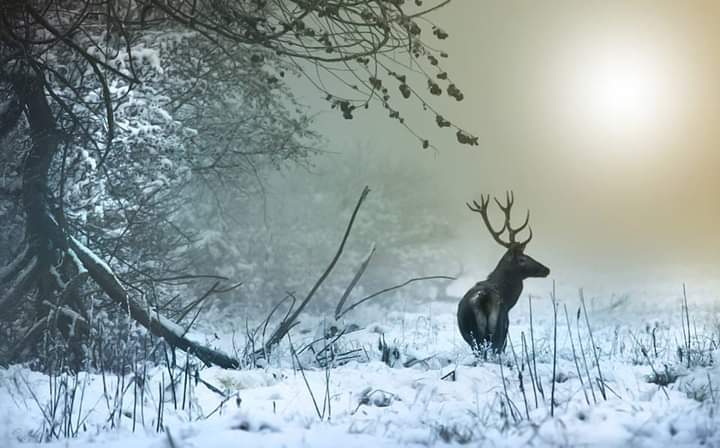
[457,192,550,354]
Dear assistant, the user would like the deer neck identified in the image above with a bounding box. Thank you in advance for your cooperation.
[487,265,524,309]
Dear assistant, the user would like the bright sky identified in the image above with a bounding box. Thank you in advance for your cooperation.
[300,0,720,289]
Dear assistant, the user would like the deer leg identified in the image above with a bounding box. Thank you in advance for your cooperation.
[458,304,479,349]
[472,310,490,353]
[491,311,510,353]
[486,302,501,345]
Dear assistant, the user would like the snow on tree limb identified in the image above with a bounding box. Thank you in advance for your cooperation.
[69,236,240,369]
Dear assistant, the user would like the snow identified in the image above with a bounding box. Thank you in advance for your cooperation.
[2,292,720,447]
[66,249,88,275]
[69,237,115,279]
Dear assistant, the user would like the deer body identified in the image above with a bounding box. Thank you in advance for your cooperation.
[458,283,507,351]
[458,193,550,353]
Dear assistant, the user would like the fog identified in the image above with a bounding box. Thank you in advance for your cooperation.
[280,0,720,300]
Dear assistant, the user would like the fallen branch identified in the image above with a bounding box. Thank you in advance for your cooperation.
[69,236,240,369]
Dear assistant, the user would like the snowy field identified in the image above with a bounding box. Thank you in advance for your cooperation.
[2,281,720,448]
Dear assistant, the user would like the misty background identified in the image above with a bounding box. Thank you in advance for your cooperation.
[185,0,720,312]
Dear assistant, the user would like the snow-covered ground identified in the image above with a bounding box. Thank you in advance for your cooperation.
[2,285,720,447]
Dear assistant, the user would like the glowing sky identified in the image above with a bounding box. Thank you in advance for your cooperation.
[301,0,720,289]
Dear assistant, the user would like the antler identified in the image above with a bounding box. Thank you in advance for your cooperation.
[466,191,533,248]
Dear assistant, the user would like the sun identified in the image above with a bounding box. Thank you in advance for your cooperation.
[552,32,686,156]
[582,54,661,130]
[571,45,667,140]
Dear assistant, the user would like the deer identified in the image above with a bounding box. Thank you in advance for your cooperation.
[457,192,550,354]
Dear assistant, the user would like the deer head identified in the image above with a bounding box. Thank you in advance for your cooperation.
[467,192,550,281]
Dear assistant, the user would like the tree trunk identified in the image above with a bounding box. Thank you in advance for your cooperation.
[1,76,241,369]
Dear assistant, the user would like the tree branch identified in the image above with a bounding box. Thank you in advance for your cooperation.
[69,236,240,369]
[337,275,455,319]
[261,186,371,354]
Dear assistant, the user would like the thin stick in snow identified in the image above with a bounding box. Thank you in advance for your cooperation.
[521,331,538,408]
[528,295,545,402]
[335,243,376,319]
[564,304,589,405]
[262,186,371,353]
[576,304,597,404]
[550,282,558,417]
[580,289,606,400]
[508,336,530,419]
[498,354,519,424]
